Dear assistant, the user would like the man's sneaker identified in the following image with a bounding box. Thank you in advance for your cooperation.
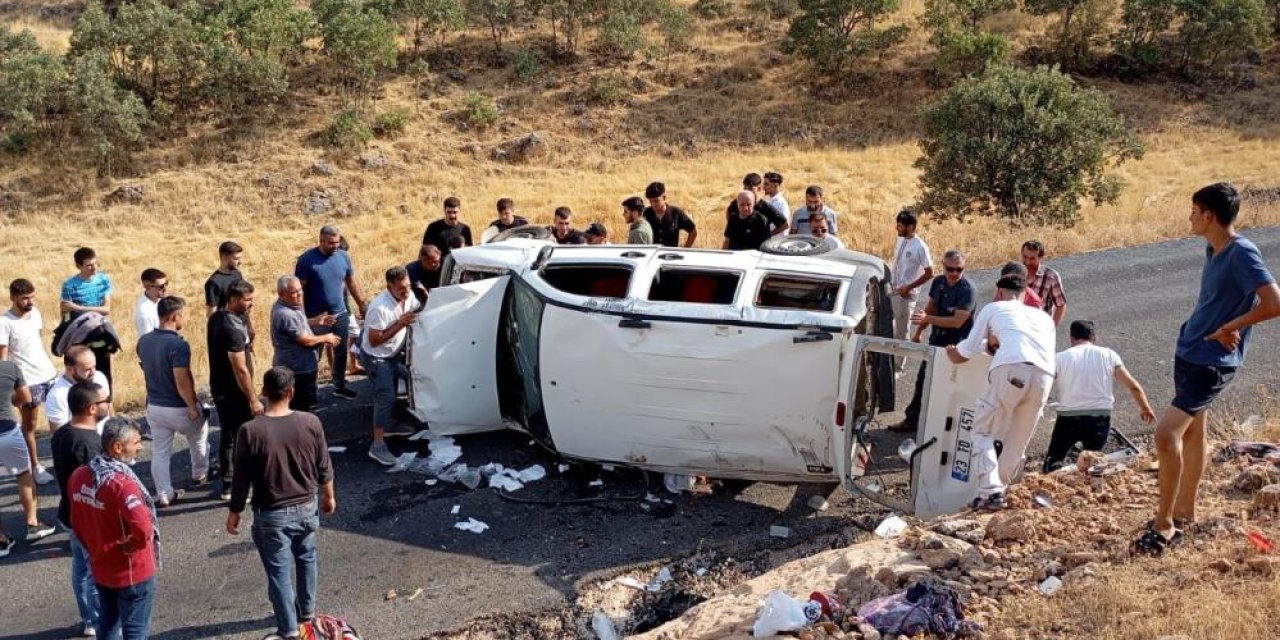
[0,536,15,558]
[156,489,185,508]
[81,622,97,637]
[27,521,56,541]
[34,464,55,485]
[382,423,417,438]
[368,442,396,466]
[970,493,1006,511]
[333,387,358,401]
[220,488,232,501]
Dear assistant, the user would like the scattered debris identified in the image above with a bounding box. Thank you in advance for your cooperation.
[405,588,425,602]
[327,446,347,453]
[454,518,489,534]
[752,589,809,637]
[874,515,908,539]
[387,452,418,474]
[516,465,546,483]
[807,495,830,511]
[1032,493,1054,509]
[647,567,673,592]
[591,610,619,640]
[589,479,605,488]
[770,525,793,539]
[663,473,694,494]
[1037,576,1063,596]
[450,505,460,515]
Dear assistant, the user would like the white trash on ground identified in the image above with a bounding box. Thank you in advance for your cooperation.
[769,525,792,538]
[647,567,673,592]
[454,518,489,534]
[591,610,619,640]
[1038,576,1063,596]
[874,515,909,539]
[663,473,695,494]
[327,446,347,453]
[752,589,809,637]
[516,464,547,483]
[450,505,460,515]
[387,452,418,474]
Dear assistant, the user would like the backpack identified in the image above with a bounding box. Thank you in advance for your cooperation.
[299,614,361,640]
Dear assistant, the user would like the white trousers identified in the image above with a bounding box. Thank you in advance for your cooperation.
[890,293,920,372]
[971,363,1053,498]
[147,405,210,501]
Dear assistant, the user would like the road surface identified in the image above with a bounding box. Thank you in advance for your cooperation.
[1,227,1277,639]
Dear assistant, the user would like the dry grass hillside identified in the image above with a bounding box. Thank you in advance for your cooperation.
[1,0,1279,410]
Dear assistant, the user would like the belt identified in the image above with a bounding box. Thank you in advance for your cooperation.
[253,499,316,514]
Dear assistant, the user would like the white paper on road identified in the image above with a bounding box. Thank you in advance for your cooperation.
[327,446,347,453]
[516,465,546,483]
[454,518,489,534]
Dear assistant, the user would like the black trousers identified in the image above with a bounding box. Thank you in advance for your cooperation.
[214,394,254,486]
[291,371,318,412]
[1041,414,1112,472]
[903,360,928,427]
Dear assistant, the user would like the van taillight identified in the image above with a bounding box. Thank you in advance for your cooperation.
[835,402,846,427]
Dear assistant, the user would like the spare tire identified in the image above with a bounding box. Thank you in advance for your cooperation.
[759,234,832,257]
[492,224,553,242]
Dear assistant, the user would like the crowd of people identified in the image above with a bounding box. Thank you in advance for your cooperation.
[0,178,1276,640]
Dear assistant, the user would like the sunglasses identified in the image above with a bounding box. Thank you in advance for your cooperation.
[944,266,964,273]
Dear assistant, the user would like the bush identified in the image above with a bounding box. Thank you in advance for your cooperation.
[784,0,910,77]
[1110,0,1174,76]
[920,0,1013,76]
[466,0,517,53]
[749,0,800,18]
[1022,0,1115,71]
[507,47,543,82]
[656,0,694,67]
[314,0,399,93]
[915,65,1144,225]
[598,10,648,58]
[324,108,374,149]
[461,92,500,127]
[372,107,412,137]
[385,0,466,53]
[1175,0,1271,74]
[0,26,66,144]
[587,73,628,104]
[693,0,732,17]
[67,52,151,175]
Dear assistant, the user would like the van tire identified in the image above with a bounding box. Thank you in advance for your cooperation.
[493,224,553,242]
[759,234,831,257]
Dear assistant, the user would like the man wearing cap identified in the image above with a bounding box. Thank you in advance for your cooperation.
[584,223,610,245]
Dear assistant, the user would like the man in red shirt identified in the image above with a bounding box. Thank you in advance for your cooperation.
[69,420,157,640]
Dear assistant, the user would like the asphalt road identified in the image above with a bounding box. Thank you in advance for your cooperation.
[2,227,1278,639]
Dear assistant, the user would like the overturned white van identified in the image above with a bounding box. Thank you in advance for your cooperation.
[409,238,995,517]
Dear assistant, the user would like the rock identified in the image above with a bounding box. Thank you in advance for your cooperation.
[309,160,335,177]
[918,534,984,572]
[1232,466,1277,493]
[102,185,145,206]
[1209,558,1234,573]
[1252,484,1280,512]
[1060,551,1100,567]
[1247,556,1279,575]
[303,189,334,215]
[1063,563,1098,583]
[987,512,1035,543]
[836,565,893,606]
[1076,450,1104,473]
[855,623,881,640]
[360,153,389,169]
[445,69,466,82]
[491,133,550,164]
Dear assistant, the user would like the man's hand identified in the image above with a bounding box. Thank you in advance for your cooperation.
[226,512,241,535]
[324,334,342,347]
[1205,326,1241,352]
[911,331,924,343]
[250,397,265,416]
[401,311,419,327]
[316,312,336,328]
[945,345,968,364]
[1139,405,1156,423]
[911,310,928,326]
[895,286,911,298]
[186,405,200,422]
[321,495,337,515]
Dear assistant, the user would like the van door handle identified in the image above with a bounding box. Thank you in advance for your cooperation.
[619,318,651,329]
[793,330,834,343]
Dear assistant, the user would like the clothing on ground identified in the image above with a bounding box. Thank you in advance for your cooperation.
[230,412,331,513]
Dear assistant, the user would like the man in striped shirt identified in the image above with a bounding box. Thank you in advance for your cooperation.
[1021,240,1067,325]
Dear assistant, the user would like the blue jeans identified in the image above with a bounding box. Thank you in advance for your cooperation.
[315,312,350,389]
[96,577,155,640]
[361,353,405,429]
[251,501,319,636]
[70,530,112,637]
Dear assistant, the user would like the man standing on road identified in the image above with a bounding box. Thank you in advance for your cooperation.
[294,225,368,402]
[51,381,111,638]
[762,172,789,223]
[725,173,788,235]
[643,182,698,248]
[891,209,934,374]
[723,191,774,251]
[60,247,115,386]
[946,273,1056,510]
[1042,320,1156,472]
[485,198,529,239]
[1021,240,1068,325]
[422,197,473,257]
[69,419,156,640]
[45,345,113,432]
[0,357,56,557]
[0,278,60,485]
[137,296,209,507]
[227,367,335,640]
[550,207,587,245]
[134,269,166,338]
[790,185,841,236]
[622,197,654,244]
[362,267,420,466]
[208,281,263,502]
[1134,183,1280,555]
[893,249,976,432]
[271,276,340,412]
[406,244,443,303]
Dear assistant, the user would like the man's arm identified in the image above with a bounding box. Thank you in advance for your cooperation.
[684,228,698,248]
[911,298,937,342]
[463,226,474,247]
[118,480,155,554]
[345,274,368,317]
[1206,283,1280,350]
[226,427,252,534]
[952,305,993,361]
[680,214,698,248]
[1115,364,1156,422]
[367,310,418,348]
[228,352,263,415]
[173,366,200,421]
[898,268,935,297]
[0,345,8,360]
[1051,303,1066,326]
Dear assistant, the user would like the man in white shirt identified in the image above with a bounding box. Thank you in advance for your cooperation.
[809,213,844,250]
[790,185,840,236]
[361,266,420,466]
[44,345,113,431]
[947,273,1056,510]
[891,209,933,373]
[1041,320,1155,472]
[763,172,789,225]
[135,268,166,338]
[0,279,60,484]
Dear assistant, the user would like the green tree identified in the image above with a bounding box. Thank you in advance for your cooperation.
[915,65,1144,225]
[655,0,693,69]
[1022,0,1113,70]
[1175,0,1271,74]
[314,0,399,93]
[784,0,910,77]
[920,0,1013,76]
[67,52,150,175]
[466,0,517,53]
[0,26,66,145]
[1112,0,1175,75]
[385,0,466,53]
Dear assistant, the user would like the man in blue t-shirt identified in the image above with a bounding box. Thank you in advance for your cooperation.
[294,225,369,401]
[60,247,117,386]
[1134,183,1280,556]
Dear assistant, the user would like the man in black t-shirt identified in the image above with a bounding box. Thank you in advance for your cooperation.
[549,206,587,245]
[50,381,109,637]
[723,191,773,251]
[892,249,977,431]
[406,244,443,302]
[724,173,788,236]
[422,196,473,257]
[485,198,529,240]
[205,241,245,316]
[642,182,699,248]
[207,280,262,501]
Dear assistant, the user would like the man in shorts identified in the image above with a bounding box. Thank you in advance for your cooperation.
[0,358,56,555]
[1134,183,1280,554]
[0,278,60,484]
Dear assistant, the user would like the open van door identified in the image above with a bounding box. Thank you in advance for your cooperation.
[838,336,991,520]
[409,277,510,435]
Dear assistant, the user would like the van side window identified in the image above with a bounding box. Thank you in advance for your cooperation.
[460,269,502,284]
[756,275,842,312]
[648,269,741,304]
[541,265,633,298]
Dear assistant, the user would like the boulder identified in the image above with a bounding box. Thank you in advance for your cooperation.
[933,518,986,545]
[102,185,145,206]
[360,153,389,170]
[303,189,334,215]
[1232,466,1277,494]
[918,534,984,572]
[491,132,550,164]
[309,160,335,177]
[987,512,1035,543]
[1252,484,1280,512]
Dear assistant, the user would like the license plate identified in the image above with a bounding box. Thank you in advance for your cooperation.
[950,407,975,482]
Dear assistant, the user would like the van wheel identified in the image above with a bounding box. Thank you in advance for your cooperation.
[760,234,831,257]
[493,224,553,242]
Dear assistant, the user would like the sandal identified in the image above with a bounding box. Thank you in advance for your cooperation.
[1131,527,1184,556]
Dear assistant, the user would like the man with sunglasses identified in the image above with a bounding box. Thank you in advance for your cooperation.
[808,213,844,249]
[892,249,976,432]
[135,268,167,338]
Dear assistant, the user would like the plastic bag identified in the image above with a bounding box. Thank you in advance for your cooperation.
[752,589,809,636]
